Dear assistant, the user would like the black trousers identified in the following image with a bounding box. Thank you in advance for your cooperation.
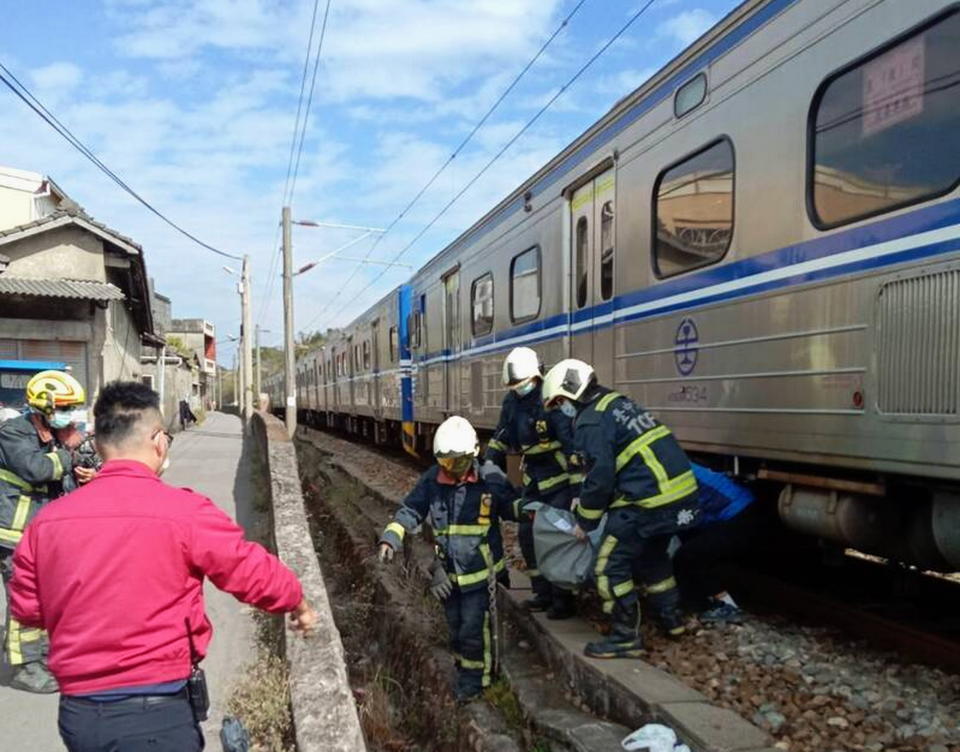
[58,691,204,752]
[673,502,777,608]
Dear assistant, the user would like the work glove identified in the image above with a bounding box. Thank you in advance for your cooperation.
[428,560,452,601]
[570,497,581,513]
[480,460,507,482]
[378,542,395,563]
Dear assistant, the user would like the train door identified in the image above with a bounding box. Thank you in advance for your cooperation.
[347,336,355,411]
[371,319,381,415]
[568,168,615,379]
[442,269,461,416]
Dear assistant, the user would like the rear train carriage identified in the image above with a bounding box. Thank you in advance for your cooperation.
[293,0,960,571]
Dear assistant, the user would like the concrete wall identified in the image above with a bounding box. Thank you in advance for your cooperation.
[2,226,105,281]
[250,411,366,752]
[98,301,144,390]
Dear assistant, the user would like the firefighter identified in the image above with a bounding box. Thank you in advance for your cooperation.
[484,347,579,619]
[541,359,699,659]
[0,369,94,693]
[378,416,523,702]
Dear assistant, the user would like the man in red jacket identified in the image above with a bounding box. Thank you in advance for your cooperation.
[9,381,316,751]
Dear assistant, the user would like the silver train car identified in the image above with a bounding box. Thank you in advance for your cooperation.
[270,0,960,571]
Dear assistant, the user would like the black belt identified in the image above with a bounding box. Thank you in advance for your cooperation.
[65,687,189,706]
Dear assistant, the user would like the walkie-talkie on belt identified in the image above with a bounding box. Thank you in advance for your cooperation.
[184,618,210,722]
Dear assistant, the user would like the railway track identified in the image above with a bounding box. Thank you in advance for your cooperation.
[295,425,960,750]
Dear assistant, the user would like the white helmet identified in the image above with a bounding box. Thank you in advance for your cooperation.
[433,415,479,458]
[502,347,541,386]
[542,359,595,407]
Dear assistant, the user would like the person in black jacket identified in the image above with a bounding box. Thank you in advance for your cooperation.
[542,359,699,659]
[484,348,579,619]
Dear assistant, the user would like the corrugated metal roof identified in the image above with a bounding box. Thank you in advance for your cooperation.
[0,277,125,300]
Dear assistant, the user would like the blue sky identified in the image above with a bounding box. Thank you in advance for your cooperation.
[2,0,739,365]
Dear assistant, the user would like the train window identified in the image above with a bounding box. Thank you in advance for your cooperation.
[362,341,371,370]
[575,217,588,308]
[511,247,541,322]
[674,73,707,118]
[809,10,960,228]
[600,200,614,301]
[653,138,734,278]
[389,326,398,362]
[471,273,494,336]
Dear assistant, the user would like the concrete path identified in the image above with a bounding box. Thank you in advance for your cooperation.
[0,411,258,751]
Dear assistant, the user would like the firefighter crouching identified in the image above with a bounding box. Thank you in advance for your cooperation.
[484,347,579,620]
[378,416,523,702]
[542,359,699,659]
[0,370,94,693]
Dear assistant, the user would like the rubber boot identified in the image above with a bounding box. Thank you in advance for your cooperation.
[9,661,58,694]
[524,576,552,612]
[546,588,576,620]
[584,603,644,659]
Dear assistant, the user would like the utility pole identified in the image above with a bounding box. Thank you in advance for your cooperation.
[241,254,254,422]
[255,324,262,405]
[282,206,296,438]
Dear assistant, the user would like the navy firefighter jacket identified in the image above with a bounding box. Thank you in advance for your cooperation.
[484,383,580,499]
[573,388,698,531]
[379,463,523,592]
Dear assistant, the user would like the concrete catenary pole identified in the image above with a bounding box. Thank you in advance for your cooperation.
[241,254,254,422]
[282,206,296,438]
[255,324,262,406]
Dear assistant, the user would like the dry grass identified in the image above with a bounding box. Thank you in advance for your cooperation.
[226,650,295,752]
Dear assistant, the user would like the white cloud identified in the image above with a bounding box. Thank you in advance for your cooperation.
[659,8,716,46]
[30,62,83,92]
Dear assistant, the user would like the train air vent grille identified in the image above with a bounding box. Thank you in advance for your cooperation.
[877,269,960,415]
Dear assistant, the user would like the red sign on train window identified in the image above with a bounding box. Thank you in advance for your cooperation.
[862,35,925,137]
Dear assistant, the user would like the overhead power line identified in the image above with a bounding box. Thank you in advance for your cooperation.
[0,61,242,261]
[307,0,657,332]
[299,0,591,333]
[257,0,333,326]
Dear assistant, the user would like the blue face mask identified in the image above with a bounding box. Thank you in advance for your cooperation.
[48,410,75,429]
[513,380,536,398]
[558,400,578,418]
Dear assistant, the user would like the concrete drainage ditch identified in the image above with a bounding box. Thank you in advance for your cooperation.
[296,440,631,752]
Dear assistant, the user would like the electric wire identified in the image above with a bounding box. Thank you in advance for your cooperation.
[0,61,242,261]
[300,0,591,333]
[257,0,333,326]
[307,0,657,331]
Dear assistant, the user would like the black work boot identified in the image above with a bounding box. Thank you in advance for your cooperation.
[584,603,643,659]
[523,593,552,612]
[656,604,687,639]
[546,589,576,620]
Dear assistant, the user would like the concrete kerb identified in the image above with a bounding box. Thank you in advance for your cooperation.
[251,412,366,752]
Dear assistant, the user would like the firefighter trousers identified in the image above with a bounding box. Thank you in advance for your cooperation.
[443,586,492,697]
[518,485,573,599]
[594,504,694,634]
[0,548,48,667]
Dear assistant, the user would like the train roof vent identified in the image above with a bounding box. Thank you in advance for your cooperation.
[877,267,960,416]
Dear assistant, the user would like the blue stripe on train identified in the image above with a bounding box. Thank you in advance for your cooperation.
[413,197,960,365]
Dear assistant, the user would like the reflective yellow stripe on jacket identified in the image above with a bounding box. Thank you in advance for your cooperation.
[610,425,697,509]
[521,440,562,456]
[449,542,506,587]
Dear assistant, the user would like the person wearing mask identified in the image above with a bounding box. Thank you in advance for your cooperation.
[378,416,523,702]
[9,381,317,751]
[542,359,699,659]
[0,369,94,693]
[484,347,580,619]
